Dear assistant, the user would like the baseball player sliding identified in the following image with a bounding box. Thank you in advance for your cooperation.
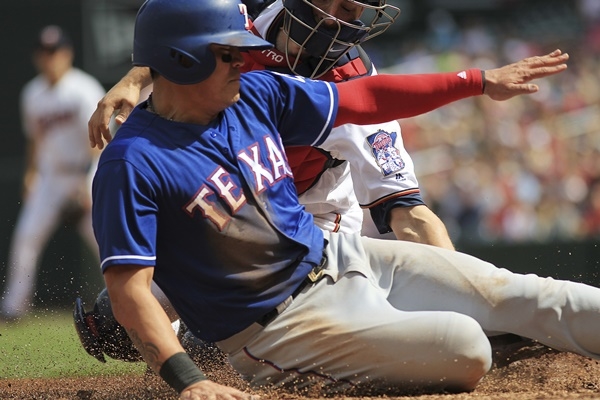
[76,0,455,364]
[85,1,600,399]
[1,26,105,320]
[77,0,483,363]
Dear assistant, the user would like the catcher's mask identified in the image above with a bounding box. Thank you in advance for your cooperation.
[281,0,400,78]
[133,0,273,84]
[73,288,142,363]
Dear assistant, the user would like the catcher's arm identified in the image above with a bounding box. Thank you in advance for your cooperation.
[334,49,568,127]
[88,66,152,150]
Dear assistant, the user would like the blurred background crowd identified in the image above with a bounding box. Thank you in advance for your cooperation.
[3,0,598,251]
[365,0,600,246]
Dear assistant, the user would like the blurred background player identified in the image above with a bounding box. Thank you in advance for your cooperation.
[1,25,106,320]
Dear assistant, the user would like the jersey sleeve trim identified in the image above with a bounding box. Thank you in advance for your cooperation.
[100,255,157,270]
[364,190,427,234]
[360,188,423,209]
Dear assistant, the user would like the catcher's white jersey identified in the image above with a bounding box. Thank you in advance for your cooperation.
[317,119,419,234]
[253,1,421,236]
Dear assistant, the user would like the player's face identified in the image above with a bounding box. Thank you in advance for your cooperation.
[202,45,246,107]
[311,0,364,25]
[33,47,73,84]
[277,0,365,57]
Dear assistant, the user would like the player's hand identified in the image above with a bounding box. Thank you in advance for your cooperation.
[88,70,149,149]
[179,380,260,400]
[88,84,139,150]
[483,49,568,101]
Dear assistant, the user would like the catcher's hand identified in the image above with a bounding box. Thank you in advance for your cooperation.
[484,49,568,101]
[88,67,151,149]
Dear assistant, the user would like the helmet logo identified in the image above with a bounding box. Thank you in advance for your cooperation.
[239,3,250,30]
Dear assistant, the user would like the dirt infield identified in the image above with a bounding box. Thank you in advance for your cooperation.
[3,338,600,399]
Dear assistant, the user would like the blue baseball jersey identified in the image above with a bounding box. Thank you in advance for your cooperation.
[93,71,338,341]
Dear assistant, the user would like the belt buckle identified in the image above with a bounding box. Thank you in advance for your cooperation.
[307,268,324,283]
[307,254,327,283]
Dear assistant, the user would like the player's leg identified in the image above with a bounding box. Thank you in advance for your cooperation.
[222,272,491,394]
[361,236,600,359]
[220,232,491,394]
[1,177,64,317]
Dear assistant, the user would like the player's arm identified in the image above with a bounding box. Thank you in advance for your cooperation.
[88,66,152,150]
[334,49,568,127]
[388,205,455,250]
[104,265,185,372]
[104,265,254,399]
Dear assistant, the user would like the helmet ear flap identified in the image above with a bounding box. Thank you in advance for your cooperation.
[138,45,216,85]
[170,49,195,69]
[166,47,217,82]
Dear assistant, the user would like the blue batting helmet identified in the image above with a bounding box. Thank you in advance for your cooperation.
[133,0,273,84]
[73,288,143,363]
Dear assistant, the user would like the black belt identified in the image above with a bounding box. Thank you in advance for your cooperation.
[256,254,328,327]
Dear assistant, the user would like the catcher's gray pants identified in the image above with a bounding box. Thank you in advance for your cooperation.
[217,231,600,393]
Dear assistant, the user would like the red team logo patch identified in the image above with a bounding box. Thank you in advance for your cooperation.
[366,129,405,177]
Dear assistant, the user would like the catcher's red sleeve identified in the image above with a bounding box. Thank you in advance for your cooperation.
[334,68,484,127]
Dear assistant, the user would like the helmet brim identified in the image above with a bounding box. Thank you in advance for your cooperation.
[211,31,273,51]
